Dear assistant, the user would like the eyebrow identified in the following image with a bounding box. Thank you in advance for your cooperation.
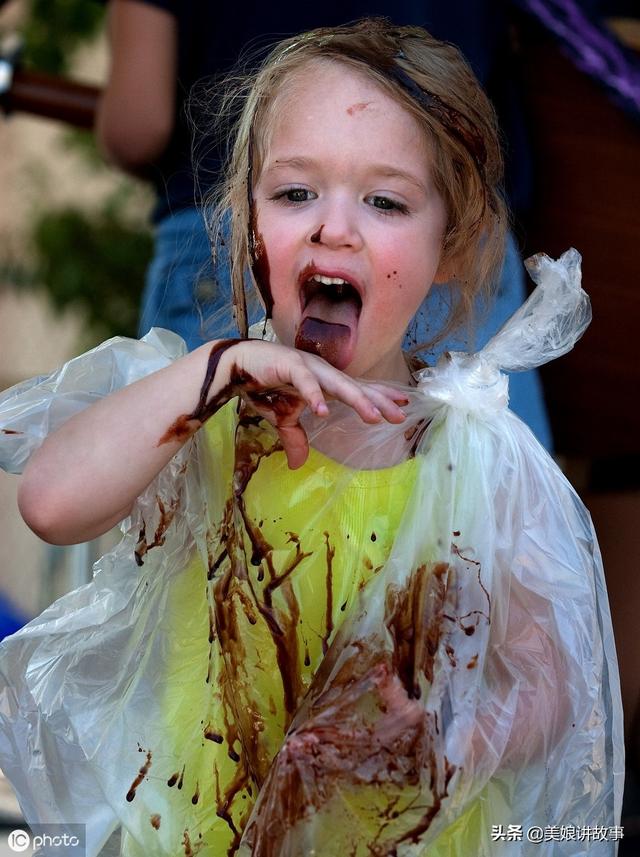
[265,157,428,193]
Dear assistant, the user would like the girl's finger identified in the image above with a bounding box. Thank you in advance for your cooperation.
[286,362,332,418]
[311,371,383,423]
[356,384,408,423]
[307,363,401,424]
[277,423,311,469]
[365,382,412,407]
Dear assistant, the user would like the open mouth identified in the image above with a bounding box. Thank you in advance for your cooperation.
[300,274,363,315]
[295,272,363,370]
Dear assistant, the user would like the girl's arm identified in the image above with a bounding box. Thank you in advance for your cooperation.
[17,341,406,546]
[95,0,177,174]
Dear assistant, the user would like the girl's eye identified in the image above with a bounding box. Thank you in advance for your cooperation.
[366,195,409,215]
[272,188,317,204]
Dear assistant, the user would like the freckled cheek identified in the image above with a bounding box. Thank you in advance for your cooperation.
[257,230,298,305]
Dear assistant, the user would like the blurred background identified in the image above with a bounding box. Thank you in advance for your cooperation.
[0,0,638,851]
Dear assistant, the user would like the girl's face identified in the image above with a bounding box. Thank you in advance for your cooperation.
[253,61,448,383]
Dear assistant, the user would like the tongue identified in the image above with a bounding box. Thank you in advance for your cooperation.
[294,294,359,370]
[295,318,352,369]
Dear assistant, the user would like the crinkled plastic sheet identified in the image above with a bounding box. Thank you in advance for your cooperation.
[0,249,624,856]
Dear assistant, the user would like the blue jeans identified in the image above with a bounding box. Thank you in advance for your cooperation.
[140,208,552,449]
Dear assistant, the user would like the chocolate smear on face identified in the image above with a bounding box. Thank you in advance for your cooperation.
[249,206,273,318]
[310,225,324,244]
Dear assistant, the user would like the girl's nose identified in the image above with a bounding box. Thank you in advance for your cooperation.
[307,199,363,251]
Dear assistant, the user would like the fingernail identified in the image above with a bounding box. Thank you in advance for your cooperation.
[315,401,329,416]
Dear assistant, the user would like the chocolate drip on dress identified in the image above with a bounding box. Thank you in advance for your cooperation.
[134,496,179,566]
[125,749,152,802]
[321,532,335,655]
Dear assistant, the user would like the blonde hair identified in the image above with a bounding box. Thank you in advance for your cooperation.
[204,18,507,348]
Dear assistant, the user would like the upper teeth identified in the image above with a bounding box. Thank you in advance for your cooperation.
[312,275,349,286]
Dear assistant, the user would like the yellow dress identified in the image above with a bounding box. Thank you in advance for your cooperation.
[122,403,420,856]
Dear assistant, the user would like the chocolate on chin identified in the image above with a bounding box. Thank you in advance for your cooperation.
[294,317,353,370]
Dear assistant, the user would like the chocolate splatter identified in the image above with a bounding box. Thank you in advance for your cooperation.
[214,761,249,857]
[135,496,179,566]
[310,225,324,244]
[239,561,462,856]
[385,563,449,696]
[321,532,335,655]
[451,543,491,621]
[182,829,194,857]
[202,412,477,854]
[158,339,244,446]
[204,726,224,744]
[126,749,152,802]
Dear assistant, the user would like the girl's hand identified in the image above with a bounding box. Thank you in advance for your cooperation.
[215,341,408,469]
[16,338,408,545]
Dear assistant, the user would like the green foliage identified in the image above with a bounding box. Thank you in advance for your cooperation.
[11,0,152,344]
[21,0,105,75]
[29,204,153,342]
[62,127,108,167]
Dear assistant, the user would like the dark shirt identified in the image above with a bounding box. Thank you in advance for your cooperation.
[105,1,527,221]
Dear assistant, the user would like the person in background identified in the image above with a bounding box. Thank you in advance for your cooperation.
[96,0,553,448]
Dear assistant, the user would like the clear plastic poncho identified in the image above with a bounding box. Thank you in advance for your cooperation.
[0,249,624,856]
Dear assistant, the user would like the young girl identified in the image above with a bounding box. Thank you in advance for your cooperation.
[0,19,622,857]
